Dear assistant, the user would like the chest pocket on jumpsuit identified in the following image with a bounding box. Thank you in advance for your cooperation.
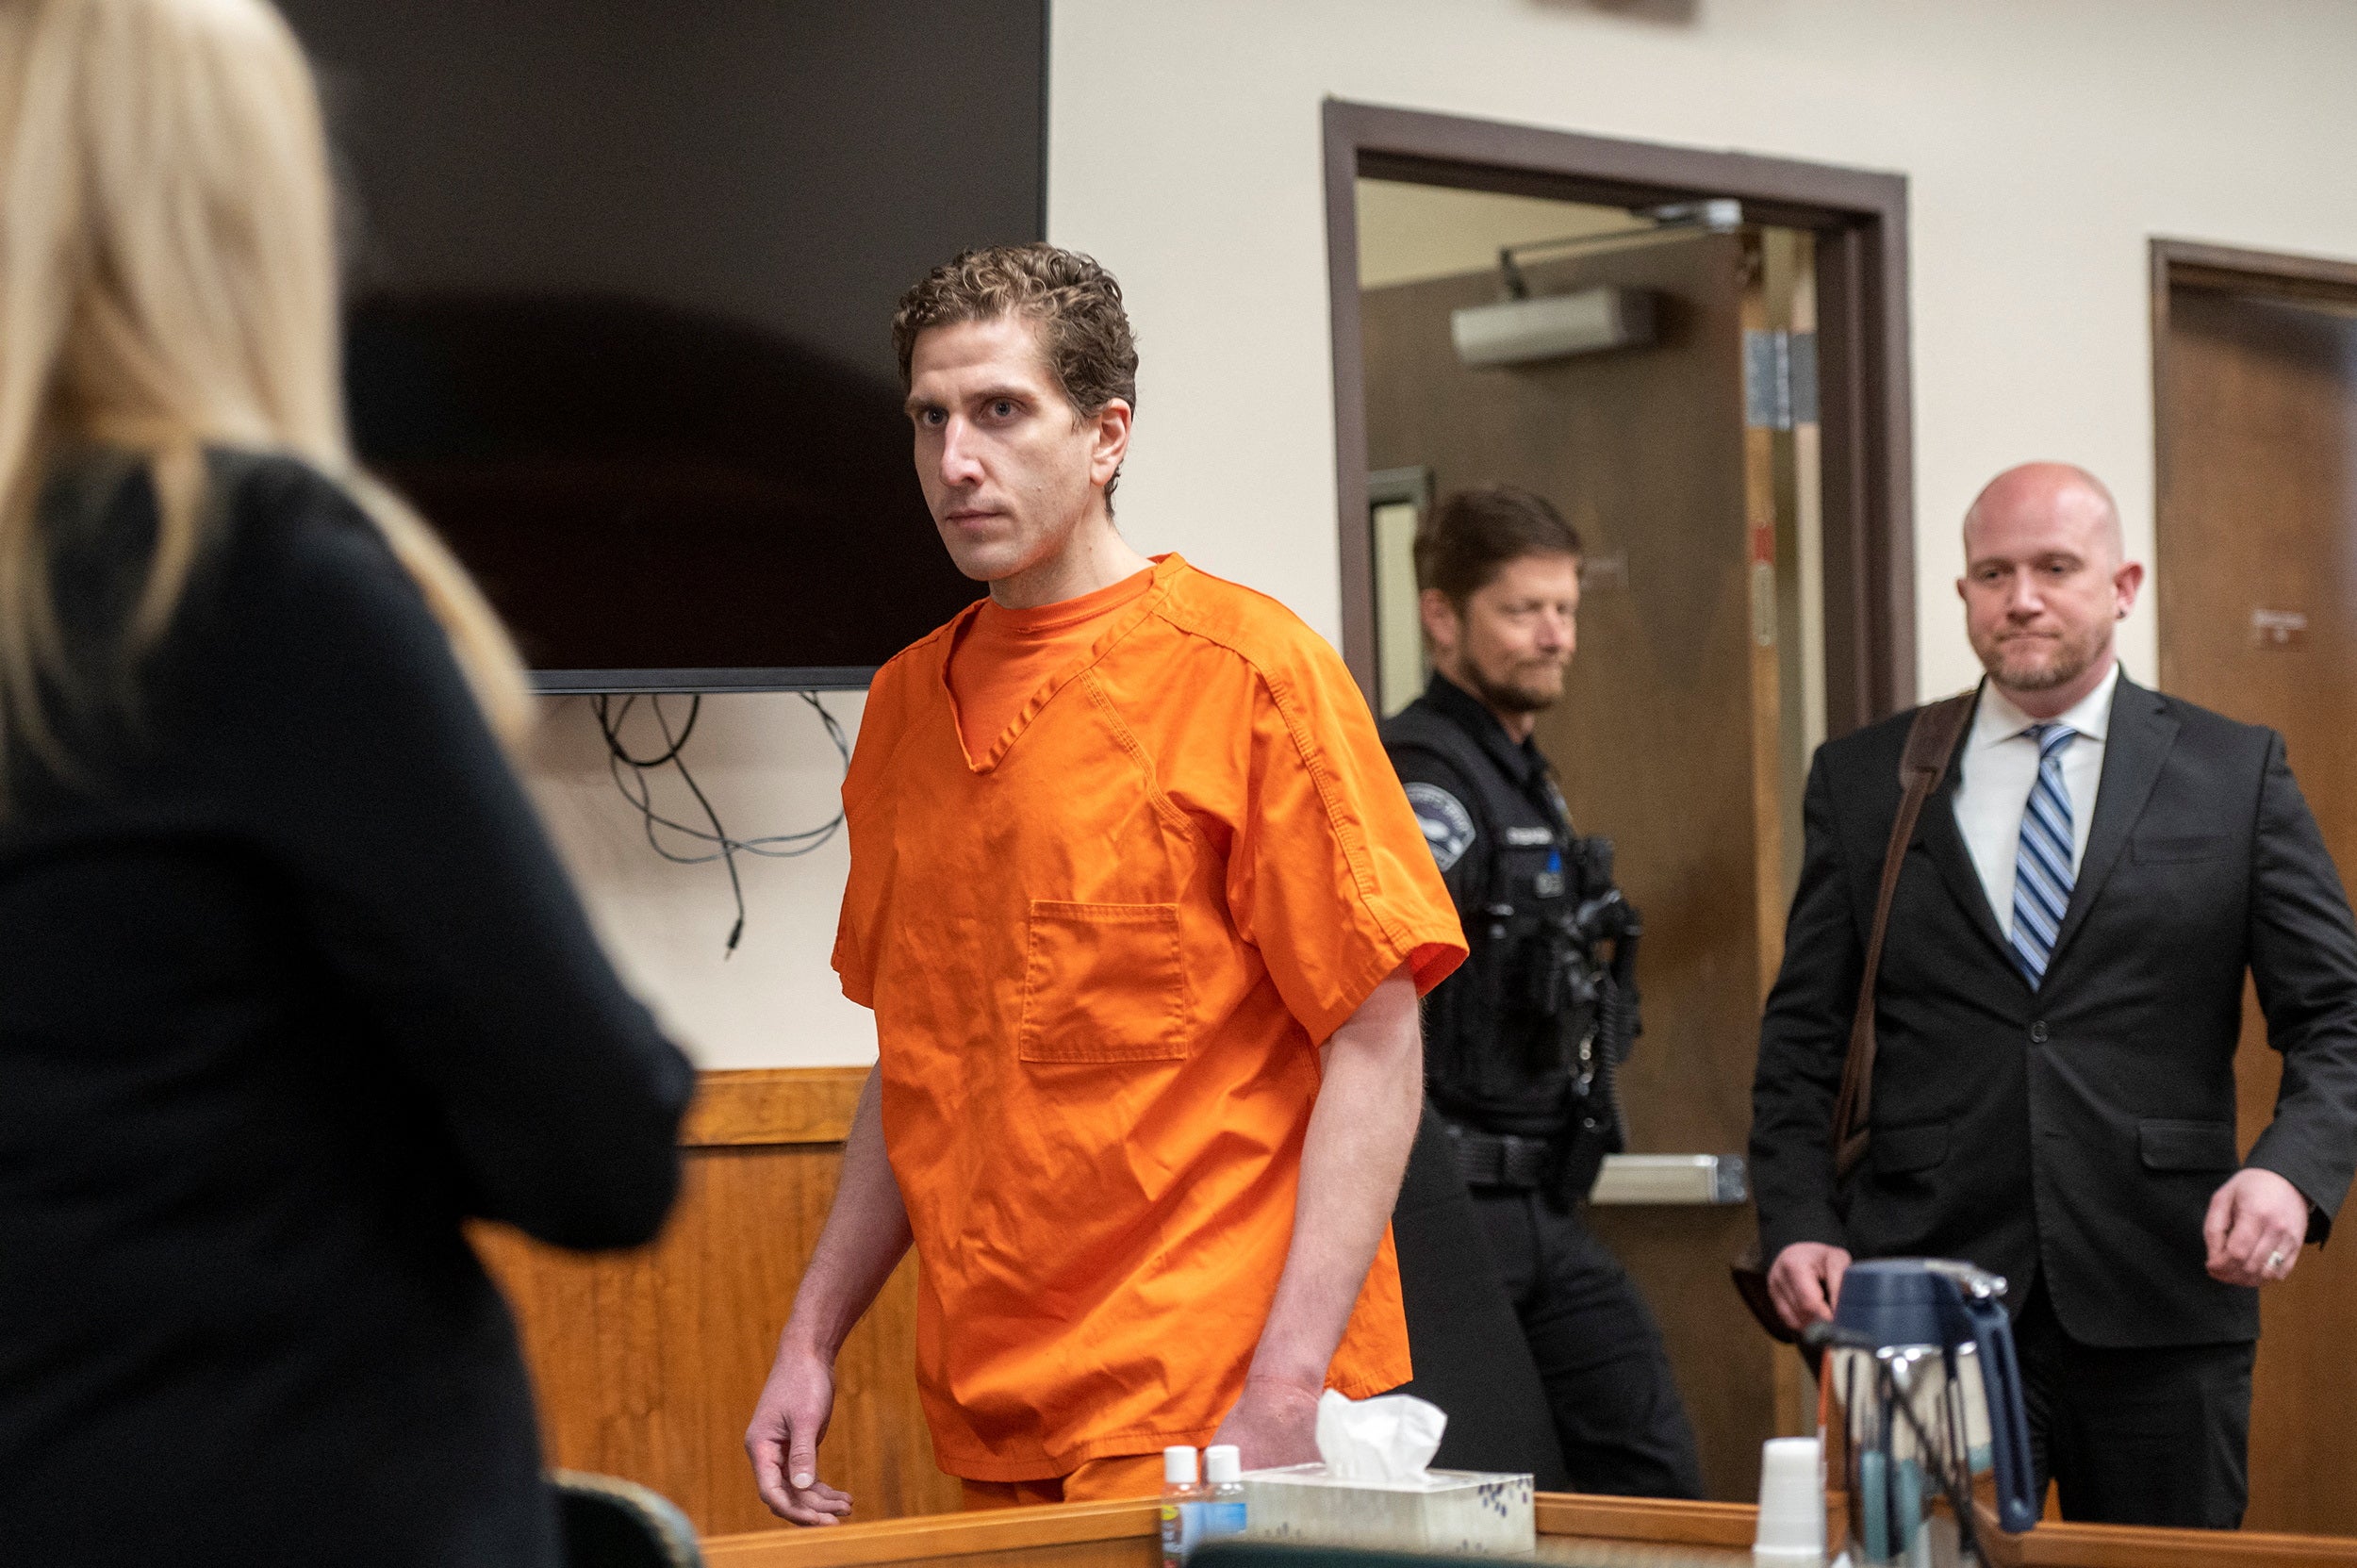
[1015,900,1191,1063]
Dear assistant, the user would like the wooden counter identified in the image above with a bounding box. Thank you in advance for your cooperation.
[477,1072,2357,1542]
[697,1493,2357,1568]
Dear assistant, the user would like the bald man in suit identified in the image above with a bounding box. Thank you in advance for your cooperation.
[1750,463,2357,1527]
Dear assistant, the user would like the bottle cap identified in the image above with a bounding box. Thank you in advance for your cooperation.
[1163,1444,1199,1484]
[1204,1444,1242,1483]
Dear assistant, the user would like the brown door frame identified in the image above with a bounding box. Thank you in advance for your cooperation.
[2151,239,2357,684]
[1324,99,1916,735]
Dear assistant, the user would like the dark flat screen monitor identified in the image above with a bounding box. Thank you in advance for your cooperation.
[280,0,1044,689]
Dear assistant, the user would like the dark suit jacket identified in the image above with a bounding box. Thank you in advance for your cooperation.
[1751,672,2357,1347]
[1,454,694,1566]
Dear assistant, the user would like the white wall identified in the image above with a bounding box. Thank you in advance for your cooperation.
[524,691,877,1068]
[1050,0,2357,690]
[530,0,2357,1067]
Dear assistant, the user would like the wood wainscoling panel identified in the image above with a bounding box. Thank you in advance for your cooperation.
[472,1064,961,1538]
[683,1065,871,1147]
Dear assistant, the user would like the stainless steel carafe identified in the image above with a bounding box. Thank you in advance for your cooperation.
[1811,1259,2039,1567]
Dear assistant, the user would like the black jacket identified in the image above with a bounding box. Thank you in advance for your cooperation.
[0,454,694,1565]
[1751,672,2357,1347]
[1383,672,1583,1138]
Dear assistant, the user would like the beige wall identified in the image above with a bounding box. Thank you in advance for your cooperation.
[531,0,2357,1068]
[524,692,876,1069]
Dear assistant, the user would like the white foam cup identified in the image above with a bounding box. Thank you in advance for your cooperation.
[1753,1435,1826,1560]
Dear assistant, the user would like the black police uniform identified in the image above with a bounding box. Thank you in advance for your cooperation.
[1382,670,1704,1500]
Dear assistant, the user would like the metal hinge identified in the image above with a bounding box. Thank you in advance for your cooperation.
[1742,330,1818,430]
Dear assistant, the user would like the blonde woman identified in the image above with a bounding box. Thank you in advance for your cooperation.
[0,2,692,1562]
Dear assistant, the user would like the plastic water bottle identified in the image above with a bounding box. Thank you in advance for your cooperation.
[1161,1444,1205,1566]
[1200,1444,1247,1546]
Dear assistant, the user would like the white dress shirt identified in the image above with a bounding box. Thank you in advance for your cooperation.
[1950,661,2119,940]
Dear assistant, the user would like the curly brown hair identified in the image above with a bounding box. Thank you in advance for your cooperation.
[892,244,1140,502]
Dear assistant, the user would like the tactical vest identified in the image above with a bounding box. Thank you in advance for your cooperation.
[1382,697,1629,1143]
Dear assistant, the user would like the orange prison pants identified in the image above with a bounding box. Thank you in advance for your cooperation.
[958,1453,1168,1510]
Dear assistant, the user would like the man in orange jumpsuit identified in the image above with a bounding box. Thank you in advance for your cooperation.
[746,244,1466,1523]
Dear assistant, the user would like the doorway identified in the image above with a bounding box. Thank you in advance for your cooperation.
[2152,238,2357,1538]
[1326,103,1916,1502]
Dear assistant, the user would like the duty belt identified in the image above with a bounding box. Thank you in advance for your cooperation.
[1443,1123,1554,1190]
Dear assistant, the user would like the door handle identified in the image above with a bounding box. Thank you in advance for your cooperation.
[1588,1153,1748,1205]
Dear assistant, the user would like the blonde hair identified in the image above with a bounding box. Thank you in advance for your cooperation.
[0,0,532,799]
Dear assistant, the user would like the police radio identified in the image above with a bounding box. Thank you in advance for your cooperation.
[1541,835,1641,1206]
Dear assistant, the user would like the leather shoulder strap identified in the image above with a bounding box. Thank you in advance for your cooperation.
[1830,690,1976,1180]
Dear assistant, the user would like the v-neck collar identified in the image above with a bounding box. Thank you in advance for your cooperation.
[938,553,1187,773]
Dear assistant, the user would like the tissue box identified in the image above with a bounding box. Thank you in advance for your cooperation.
[1240,1463,1535,1557]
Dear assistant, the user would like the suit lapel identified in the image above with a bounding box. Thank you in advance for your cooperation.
[2044,673,2177,972]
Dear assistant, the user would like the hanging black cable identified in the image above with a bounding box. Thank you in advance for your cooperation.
[592,693,849,957]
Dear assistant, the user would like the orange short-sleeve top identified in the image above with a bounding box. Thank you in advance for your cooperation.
[832,555,1465,1481]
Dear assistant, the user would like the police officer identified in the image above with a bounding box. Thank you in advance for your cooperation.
[1381,486,1704,1499]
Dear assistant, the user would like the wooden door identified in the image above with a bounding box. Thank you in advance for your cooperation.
[1360,230,1783,1500]
[2157,271,2357,1537]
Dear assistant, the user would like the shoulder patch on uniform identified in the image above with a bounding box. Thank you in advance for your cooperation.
[1404,782,1477,872]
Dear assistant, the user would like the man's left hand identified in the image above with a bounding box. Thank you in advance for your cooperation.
[2204,1167,2310,1287]
[1211,1375,1323,1470]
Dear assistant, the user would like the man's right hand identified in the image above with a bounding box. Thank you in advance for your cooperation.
[746,1340,853,1526]
[1767,1242,1853,1333]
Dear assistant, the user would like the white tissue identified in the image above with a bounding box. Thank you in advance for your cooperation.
[1313,1389,1447,1483]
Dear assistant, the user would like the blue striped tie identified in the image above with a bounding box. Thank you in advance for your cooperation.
[2011,723,2077,986]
